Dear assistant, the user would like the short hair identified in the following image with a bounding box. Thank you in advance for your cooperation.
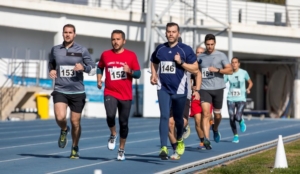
[111,30,126,40]
[63,24,76,33]
[232,57,240,63]
[196,46,205,51]
[166,22,180,32]
[204,34,216,43]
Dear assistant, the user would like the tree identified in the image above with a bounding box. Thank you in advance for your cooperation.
[249,0,286,5]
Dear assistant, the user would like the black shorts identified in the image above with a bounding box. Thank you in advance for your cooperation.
[200,89,224,109]
[170,99,190,120]
[104,95,132,118]
[51,91,86,113]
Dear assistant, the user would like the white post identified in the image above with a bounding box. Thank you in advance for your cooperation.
[294,62,300,119]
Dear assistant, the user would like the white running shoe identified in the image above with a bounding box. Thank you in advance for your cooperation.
[108,135,117,150]
[182,124,191,139]
[117,149,125,161]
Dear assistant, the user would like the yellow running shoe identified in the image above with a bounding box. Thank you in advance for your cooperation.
[176,138,185,155]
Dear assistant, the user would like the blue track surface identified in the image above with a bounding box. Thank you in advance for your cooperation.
[0,117,299,174]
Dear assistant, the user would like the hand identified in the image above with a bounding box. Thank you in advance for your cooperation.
[97,81,103,89]
[123,62,131,73]
[247,89,251,94]
[150,74,158,85]
[49,70,57,79]
[74,63,84,71]
[208,66,218,72]
[174,52,181,64]
[192,91,200,100]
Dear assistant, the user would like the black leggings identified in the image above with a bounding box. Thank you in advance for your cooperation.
[227,101,246,135]
[104,95,132,139]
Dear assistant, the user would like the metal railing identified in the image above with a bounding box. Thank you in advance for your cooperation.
[45,0,297,27]
[0,60,41,120]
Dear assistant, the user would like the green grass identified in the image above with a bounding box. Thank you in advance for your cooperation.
[198,139,300,174]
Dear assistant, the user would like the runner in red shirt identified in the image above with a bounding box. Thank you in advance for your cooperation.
[97,30,141,161]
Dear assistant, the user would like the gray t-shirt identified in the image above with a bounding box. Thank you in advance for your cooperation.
[197,50,230,90]
[49,42,96,94]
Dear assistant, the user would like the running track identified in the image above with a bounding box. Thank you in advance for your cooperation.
[0,117,299,174]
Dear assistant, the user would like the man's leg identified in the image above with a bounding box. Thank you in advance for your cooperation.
[171,94,187,156]
[68,93,86,159]
[194,113,205,149]
[157,90,172,160]
[201,102,212,140]
[117,99,132,161]
[52,91,69,149]
[104,95,118,150]
[168,116,180,160]
[211,89,224,143]
[54,103,68,133]
[182,99,191,139]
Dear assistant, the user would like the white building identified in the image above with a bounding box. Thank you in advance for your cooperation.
[0,0,299,120]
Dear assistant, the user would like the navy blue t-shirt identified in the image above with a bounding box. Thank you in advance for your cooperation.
[150,42,197,95]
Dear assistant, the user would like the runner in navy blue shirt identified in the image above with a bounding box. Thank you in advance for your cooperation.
[150,22,201,160]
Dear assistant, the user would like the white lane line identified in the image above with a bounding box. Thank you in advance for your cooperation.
[0,135,160,163]
[0,122,158,141]
[46,123,299,174]
[0,128,158,150]
[0,119,156,131]
[0,120,157,135]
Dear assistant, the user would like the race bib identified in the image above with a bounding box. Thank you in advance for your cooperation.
[110,67,127,80]
[202,68,214,78]
[230,88,241,97]
[60,65,76,77]
[160,61,176,74]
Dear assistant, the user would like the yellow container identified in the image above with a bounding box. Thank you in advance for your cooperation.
[36,93,50,120]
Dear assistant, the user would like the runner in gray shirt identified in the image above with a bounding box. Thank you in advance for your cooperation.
[49,24,96,159]
[197,34,232,149]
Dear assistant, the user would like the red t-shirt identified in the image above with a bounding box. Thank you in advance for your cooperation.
[98,49,140,100]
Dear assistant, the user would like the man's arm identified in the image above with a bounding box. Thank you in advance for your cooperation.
[219,64,233,75]
[48,47,56,72]
[194,70,201,91]
[82,48,96,75]
[181,61,199,74]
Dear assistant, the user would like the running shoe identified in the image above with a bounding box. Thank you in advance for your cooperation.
[197,142,206,150]
[176,138,185,155]
[203,138,212,150]
[159,146,169,160]
[58,126,70,148]
[69,146,79,159]
[240,118,247,132]
[117,149,125,161]
[182,124,191,139]
[232,135,239,143]
[108,134,117,150]
[213,131,221,143]
[170,151,181,160]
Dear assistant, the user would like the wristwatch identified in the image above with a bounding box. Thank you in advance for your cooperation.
[180,60,185,66]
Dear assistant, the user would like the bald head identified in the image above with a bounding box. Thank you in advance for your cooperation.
[196,46,205,56]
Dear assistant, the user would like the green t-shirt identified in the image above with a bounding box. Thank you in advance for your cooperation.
[224,68,250,102]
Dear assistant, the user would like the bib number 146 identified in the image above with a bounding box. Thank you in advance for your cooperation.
[161,61,176,74]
